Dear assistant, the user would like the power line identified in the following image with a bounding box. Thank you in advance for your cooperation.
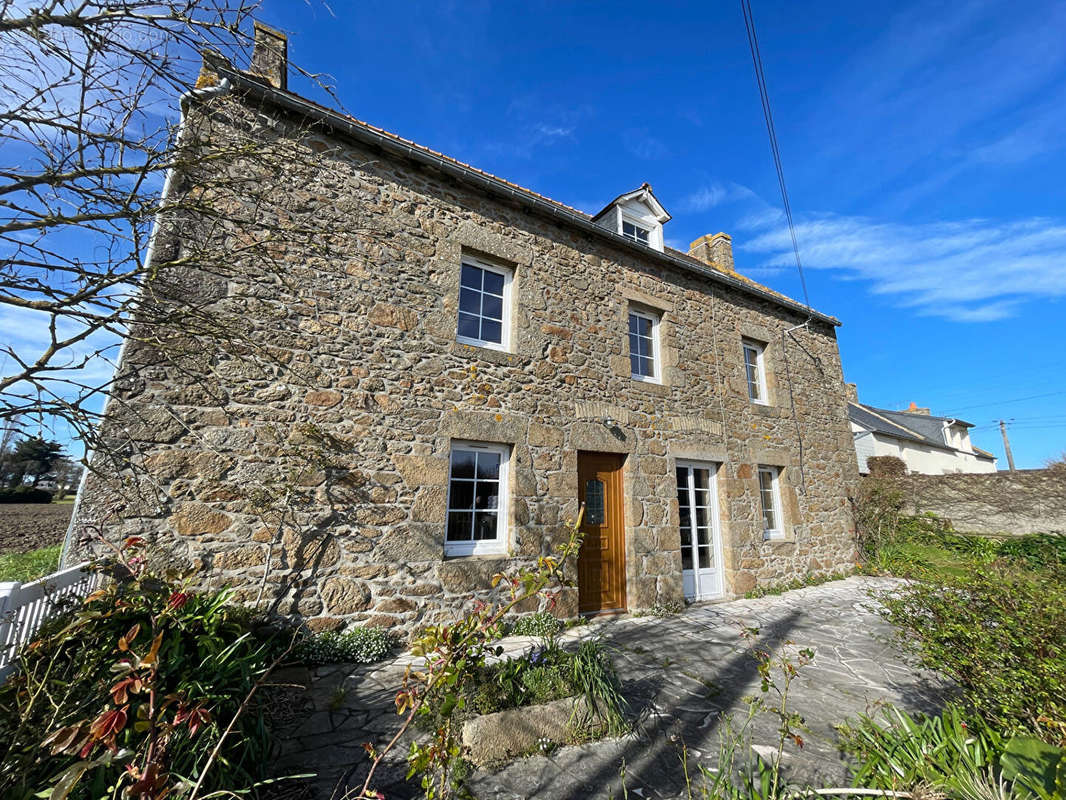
[943,390,1066,414]
[740,0,811,314]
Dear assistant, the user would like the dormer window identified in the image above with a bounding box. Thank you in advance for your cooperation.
[591,182,671,253]
[622,220,651,245]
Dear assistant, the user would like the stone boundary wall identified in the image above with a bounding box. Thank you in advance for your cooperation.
[902,469,1066,535]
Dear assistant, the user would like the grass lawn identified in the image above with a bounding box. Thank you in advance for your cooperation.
[0,544,61,583]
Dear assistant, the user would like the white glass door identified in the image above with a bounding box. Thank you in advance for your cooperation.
[675,461,724,601]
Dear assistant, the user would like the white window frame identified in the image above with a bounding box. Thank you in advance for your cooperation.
[757,465,784,540]
[675,459,726,601]
[621,218,651,245]
[743,339,768,405]
[456,256,513,352]
[628,308,661,384]
[619,210,662,250]
[444,440,510,557]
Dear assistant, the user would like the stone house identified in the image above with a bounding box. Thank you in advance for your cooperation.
[67,25,860,632]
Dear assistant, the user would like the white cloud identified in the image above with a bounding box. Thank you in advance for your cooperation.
[681,181,758,213]
[738,212,1066,322]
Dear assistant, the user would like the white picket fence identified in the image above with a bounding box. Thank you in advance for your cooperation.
[0,563,98,682]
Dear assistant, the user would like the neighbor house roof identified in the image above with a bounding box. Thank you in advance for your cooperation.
[848,402,995,461]
[202,54,840,327]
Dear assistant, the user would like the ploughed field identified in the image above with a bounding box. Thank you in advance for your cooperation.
[0,503,72,555]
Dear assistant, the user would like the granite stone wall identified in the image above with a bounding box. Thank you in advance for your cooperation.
[70,91,860,633]
[902,469,1066,535]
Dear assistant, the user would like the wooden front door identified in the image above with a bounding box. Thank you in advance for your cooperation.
[577,452,626,614]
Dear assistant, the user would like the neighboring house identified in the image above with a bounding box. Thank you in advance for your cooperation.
[68,26,860,632]
[848,386,997,475]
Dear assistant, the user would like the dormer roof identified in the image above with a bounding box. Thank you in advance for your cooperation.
[591,182,672,224]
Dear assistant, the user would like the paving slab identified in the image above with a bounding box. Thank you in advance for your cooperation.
[271,576,949,799]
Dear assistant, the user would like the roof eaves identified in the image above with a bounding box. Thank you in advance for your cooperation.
[209,62,840,327]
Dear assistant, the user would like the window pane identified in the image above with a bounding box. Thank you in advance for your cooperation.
[695,506,708,531]
[675,467,687,488]
[681,547,693,571]
[636,335,650,357]
[449,480,474,509]
[635,227,649,242]
[636,315,652,337]
[458,312,480,339]
[474,484,499,510]
[480,319,503,344]
[473,511,498,540]
[447,511,473,541]
[693,468,709,490]
[482,270,505,296]
[475,451,501,480]
[451,449,476,478]
[584,479,605,525]
[629,353,641,375]
[763,504,777,532]
[629,314,640,334]
[481,293,503,320]
[637,356,654,377]
[698,546,712,569]
[694,488,709,508]
[459,288,481,314]
[461,264,482,289]
[628,332,640,356]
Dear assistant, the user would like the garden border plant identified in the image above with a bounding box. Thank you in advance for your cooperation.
[0,535,299,800]
[355,510,591,799]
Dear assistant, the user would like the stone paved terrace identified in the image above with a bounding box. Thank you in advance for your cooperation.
[270,576,949,799]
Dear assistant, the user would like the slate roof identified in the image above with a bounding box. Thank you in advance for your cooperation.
[202,54,839,327]
[848,402,995,461]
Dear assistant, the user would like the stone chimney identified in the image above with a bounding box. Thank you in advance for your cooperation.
[688,232,735,272]
[906,401,931,415]
[250,21,288,90]
[845,383,858,403]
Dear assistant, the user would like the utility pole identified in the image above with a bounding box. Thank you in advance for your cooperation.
[999,420,1016,472]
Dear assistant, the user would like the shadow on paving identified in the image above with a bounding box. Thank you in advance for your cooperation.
[273,578,950,800]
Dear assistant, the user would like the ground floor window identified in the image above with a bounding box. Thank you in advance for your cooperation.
[445,441,509,556]
[758,465,783,539]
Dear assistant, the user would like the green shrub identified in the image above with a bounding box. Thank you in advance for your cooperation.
[0,544,60,582]
[509,611,563,638]
[839,704,1004,791]
[998,533,1066,571]
[434,637,626,736]
[878,564,1066,744]
[291,626,396,666]
[0,538,282,799]
[0,487,54,504]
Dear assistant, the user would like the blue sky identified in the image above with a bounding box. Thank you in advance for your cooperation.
[261,0,1066,468]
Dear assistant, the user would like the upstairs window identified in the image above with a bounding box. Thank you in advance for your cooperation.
[622,220,651,245]
[743,339,767,404]
[445,441,509,556]
[758,465,783,539]
[457,257,512,351]
[628,309,660,382]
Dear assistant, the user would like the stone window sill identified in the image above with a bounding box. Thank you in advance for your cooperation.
[449,340,526,366]
[626,379,670,398]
